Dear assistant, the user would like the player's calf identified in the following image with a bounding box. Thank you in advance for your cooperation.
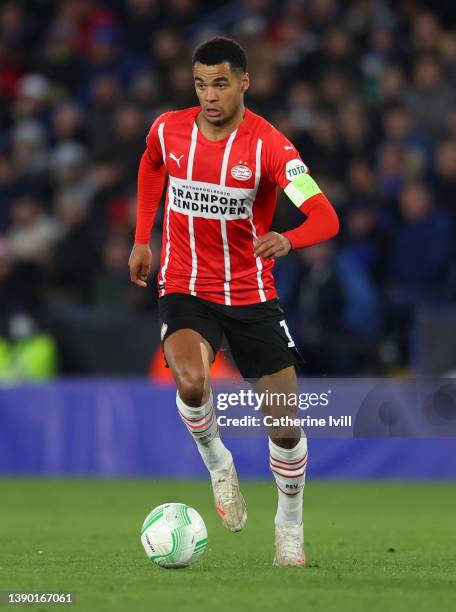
[269,435,307,565]
[176,389,231,470]
[176,390,247,532]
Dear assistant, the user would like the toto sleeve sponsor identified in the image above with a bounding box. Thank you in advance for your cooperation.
[285,158,308,181]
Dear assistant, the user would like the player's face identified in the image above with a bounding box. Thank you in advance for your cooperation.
[193,61,249,126]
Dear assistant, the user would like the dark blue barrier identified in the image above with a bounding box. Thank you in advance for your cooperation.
[0,380,455,479]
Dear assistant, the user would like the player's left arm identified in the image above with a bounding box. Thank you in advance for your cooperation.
[254,132,339,259]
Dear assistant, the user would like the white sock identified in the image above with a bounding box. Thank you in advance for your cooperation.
[176,390,232,472]
[269,436,307,525]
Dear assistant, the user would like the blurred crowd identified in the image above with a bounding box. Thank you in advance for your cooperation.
[0,0,455,375]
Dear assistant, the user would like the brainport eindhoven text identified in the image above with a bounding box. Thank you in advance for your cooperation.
[217,415,352,428]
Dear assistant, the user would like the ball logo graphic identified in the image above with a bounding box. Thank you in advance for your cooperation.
[231,165,252,181]
[141,503,208,569]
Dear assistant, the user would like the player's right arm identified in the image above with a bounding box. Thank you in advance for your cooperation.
[129,114,168,287]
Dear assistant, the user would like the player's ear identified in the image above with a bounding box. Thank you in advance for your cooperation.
[241,72,250,93]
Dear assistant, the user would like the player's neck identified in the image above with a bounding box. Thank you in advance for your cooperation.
[196,105,246,141]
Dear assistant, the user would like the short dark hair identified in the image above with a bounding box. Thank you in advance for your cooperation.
[192,37,247,72]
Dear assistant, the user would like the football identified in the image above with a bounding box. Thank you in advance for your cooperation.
[140,503,208,568]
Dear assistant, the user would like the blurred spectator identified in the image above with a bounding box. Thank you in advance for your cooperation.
[122,0,162,53]
[296,243,378,373]
[378,65,407,106]
[50,141,95,207]
[94,228,135,306]
[8,195,60,265]
[287,81,315,132]
[0,154,23,231]
[150,29,184,84]
[377,142,408,201]
[410,12,441,54]
[388,182,452,301]
[13,73,51,121]
[340,202,390,288]
[51,100,87,145]
[384,181,453,361]
[345,159,381,209]
[0,314,58,382]
[110,103,147,183]
[11,119,48,176]
[338,101,373,161]
[381,103,433,171]
[50,192,97,302]
[299,109,345,179]
[433,140,456,217]
[406,54,455,138]
[36,21,84,97]
[87,73,121,159]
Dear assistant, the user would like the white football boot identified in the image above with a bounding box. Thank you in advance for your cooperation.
[273,523,306,566]
[211,458,247,532]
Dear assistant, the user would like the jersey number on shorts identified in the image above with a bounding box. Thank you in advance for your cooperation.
[280,320,295,348]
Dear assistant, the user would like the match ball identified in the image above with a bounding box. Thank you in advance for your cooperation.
[141,503,208,568]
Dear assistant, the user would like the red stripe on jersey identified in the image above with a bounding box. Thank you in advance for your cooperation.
[192,216,226,299]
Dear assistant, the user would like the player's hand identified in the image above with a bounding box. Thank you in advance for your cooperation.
[253,232,292,259]
[128,243,152,287]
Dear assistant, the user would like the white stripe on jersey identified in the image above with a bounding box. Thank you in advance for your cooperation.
[187,123,198,295]
[250,139,266,302]
[187,123,198,180]
[158,122,166,163]
[158,122,169,296]
[219,129,238,306]
[220,129,238,184]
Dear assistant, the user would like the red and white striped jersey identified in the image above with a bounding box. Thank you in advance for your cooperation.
[147,106,308,306]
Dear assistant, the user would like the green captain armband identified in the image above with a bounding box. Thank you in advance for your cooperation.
[284,173,322,208]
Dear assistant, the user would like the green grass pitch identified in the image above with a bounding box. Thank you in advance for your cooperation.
[0,479,455,612]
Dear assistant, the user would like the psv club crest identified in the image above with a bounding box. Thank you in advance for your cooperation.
[231,164,252,181]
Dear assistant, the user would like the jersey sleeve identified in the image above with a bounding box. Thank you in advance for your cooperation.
[263,128,309,190]
[263,126,339,249]
[145,112,169,167]
[134,113,170,244]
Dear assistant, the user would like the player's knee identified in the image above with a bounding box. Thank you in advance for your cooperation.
[176,370,207,407]
[280,436,301,449]
[270,432,301,449]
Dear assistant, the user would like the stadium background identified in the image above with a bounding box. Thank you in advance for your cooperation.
[0,2,455,610]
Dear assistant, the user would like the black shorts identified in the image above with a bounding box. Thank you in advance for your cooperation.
[158,293,303,379]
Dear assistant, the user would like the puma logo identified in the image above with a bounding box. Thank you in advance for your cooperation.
[169,152,184,167]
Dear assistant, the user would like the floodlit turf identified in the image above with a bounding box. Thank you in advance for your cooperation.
[0,480,455,612]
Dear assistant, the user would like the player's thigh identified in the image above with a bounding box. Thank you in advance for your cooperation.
[164,328,213,399]
[159,294,223,403]
[253,365,299,416]
[224,301,302,380]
